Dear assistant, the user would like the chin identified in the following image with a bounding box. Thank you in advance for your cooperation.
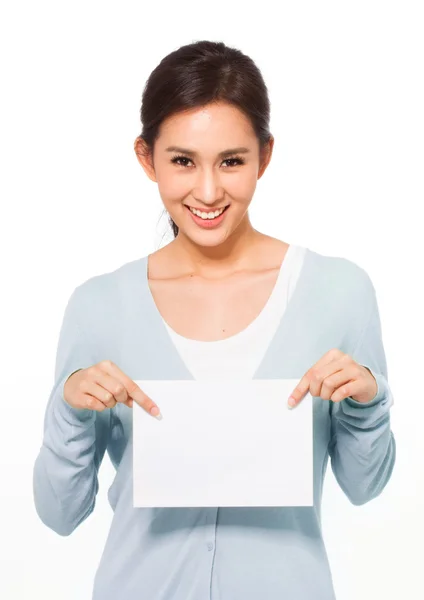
[186,231,229,247]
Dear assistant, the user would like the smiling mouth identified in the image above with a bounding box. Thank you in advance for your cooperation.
[185,205,230,220]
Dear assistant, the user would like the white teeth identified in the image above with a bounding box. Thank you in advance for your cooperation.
[189,206,226,219]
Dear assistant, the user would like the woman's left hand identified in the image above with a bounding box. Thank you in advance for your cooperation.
[287,348,378,408]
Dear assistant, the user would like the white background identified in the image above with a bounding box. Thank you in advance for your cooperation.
[1,1,423,598]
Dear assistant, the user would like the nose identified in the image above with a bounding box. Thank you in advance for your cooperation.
[192,167,225,205]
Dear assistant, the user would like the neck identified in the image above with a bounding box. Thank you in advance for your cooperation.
[169,214,264,276]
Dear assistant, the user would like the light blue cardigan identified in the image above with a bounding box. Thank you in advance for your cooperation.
[33,246,396,600]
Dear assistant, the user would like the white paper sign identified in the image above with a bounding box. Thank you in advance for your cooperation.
[133,379,313,507]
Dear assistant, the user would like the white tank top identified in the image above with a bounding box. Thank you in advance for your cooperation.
[162,244,307,380]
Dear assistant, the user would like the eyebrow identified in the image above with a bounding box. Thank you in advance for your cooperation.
[165,146,251,158]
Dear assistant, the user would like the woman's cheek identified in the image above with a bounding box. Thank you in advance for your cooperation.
[158,176,186,200]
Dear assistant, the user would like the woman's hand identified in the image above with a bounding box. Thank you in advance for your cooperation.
[63,360,162,419]
[287,348,378,408]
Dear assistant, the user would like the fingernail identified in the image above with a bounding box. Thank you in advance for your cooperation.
[150,406,162,419]
[288,396,296,408]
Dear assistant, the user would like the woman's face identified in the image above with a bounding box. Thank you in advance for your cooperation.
[135,101,273,247]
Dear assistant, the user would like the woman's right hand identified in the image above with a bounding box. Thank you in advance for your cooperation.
[63,360,162,419]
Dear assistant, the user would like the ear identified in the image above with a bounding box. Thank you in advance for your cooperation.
[134,136,157,182]
[257,135,274,179]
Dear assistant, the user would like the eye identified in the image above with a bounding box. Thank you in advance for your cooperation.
[223,157,245,167]
[171,154,192,167]
[170,155,245,168]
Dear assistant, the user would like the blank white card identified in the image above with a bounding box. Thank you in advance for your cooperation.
[132,379,313,507]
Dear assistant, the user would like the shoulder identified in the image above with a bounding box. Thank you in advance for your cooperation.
[301,246,379,350]
[305,246,376,301]
[68,256,147,316]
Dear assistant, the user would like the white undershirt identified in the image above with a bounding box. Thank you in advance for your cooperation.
[162,244,307,380]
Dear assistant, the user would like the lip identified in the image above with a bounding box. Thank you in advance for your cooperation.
[184,205,229,213]
[185,204,230,229]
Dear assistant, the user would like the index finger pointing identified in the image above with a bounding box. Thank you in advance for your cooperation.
[288,349,343,408]
[127,379,162,419]
[288,374,310,409]
[99,360,162,419]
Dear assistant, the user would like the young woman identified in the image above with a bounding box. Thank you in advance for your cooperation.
[33,40,395,600]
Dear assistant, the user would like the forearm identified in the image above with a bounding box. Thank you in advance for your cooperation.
[33,371,106,536]
[329,369,396,505]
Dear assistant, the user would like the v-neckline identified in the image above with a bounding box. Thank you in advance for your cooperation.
[139,246,314,381]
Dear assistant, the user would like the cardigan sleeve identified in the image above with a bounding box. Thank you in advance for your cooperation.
[328,283,396,505]
[33,284,110,536]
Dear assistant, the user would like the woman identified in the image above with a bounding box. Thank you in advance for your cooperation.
[33,40,396,600]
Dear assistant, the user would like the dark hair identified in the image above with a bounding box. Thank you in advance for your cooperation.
[137,40,272,238]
